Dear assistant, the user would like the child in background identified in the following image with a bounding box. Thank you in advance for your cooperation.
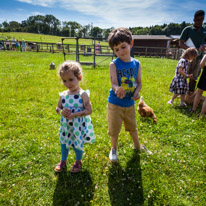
[168,48,198,106]
[107,27,148,162]
[192,54,206,116]
[55,61,95,172]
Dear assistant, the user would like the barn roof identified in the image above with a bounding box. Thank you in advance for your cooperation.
[132,35,171,40]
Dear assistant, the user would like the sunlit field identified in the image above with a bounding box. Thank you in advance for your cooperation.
[0,50,206,205]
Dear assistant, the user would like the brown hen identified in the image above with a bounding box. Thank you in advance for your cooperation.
[137,96,157,123]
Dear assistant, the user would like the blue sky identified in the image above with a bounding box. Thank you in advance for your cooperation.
[0,0,205,28]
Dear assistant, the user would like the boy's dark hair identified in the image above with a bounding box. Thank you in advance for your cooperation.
[108,27,132,49]
[194,10,205,18]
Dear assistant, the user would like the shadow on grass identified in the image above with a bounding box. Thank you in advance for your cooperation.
[53,168,94,206]
[108,151,144,206]
[173,105,202,119]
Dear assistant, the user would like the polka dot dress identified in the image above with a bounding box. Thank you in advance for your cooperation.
[59,90,95,151]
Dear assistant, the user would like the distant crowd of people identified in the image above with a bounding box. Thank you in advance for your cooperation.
[0,37,26,51]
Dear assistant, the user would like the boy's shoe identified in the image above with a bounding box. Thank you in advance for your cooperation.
[167,100,173,104]
[141,145,152,155]
[54,160,67,172]
[109,148,118,162]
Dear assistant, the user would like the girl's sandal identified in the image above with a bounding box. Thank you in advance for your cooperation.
[70,160,82,173]
[54,160,67,172]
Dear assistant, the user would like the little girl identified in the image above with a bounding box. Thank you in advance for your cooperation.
[55,61,95,173]
[168,48,198,106]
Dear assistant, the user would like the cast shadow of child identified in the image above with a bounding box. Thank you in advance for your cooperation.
[108,151,144,206]
[53,169,94,206]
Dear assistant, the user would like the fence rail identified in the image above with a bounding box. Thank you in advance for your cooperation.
[0,40,182,66]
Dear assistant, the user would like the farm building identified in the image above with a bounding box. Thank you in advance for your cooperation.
[132,35,172,57]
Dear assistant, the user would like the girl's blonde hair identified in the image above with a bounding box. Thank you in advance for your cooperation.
[58,61,83,80]
[181,48,198,59]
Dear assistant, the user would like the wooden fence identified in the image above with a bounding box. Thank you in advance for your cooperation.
[0,40,182,67]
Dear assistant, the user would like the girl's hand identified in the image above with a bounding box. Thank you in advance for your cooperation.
[67,113,76,120]
[188,74,193,79]
[62,108,71,119]
[199,45,206,52]
[131,92,140,101]
[115,87,126,99]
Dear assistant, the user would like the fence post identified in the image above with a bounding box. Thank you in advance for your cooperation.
[93,38,96,68]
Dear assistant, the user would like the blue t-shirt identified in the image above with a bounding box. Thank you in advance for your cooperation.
[108,57,139,107]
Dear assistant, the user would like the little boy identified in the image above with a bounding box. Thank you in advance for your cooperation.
[107,27,144,162]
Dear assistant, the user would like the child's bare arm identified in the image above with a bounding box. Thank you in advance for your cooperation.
[178,67,193,78]
[200,55,206,68]
[110,62,125,99]
[132,63,142,100]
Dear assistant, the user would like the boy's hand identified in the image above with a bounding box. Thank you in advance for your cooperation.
[131,92,140,101]
[115,87,126,99]
[62,108,71,119]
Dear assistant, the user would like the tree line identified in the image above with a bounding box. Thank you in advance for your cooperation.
[0,14,191,38]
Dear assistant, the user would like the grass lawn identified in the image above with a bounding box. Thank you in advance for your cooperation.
[0,51,206,206]
[0,32,109,46]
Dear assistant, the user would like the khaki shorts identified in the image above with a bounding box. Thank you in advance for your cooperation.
[107,103,137,137]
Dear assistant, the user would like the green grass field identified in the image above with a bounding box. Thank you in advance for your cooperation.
[0,32,108,46]
[0,50,206,206]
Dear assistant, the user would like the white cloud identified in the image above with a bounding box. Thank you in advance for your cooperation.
[17,0,56,7]
[31,11,45,16]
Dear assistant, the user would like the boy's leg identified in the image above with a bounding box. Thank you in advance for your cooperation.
[129,131,141,150]
[111,135,118,150]
[124,105,141,149]
[107,103,123,149]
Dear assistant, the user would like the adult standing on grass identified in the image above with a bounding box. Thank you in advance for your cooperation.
[5,38,10,50]
[55,61,95,173]
[191,54,206,116]
[179,10,206,92]
[11,37,16,51]
[107,27,150,162]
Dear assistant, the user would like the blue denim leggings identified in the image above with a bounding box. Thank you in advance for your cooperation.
[61,144,83,161]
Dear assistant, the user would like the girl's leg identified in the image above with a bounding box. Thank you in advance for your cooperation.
[71,147,83,172]
[192,89,203,111]
[171,93,179,102]
[61,144,69,161]
[54,144,69,172]
[73,147,83,161]
[168,93,179,104]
